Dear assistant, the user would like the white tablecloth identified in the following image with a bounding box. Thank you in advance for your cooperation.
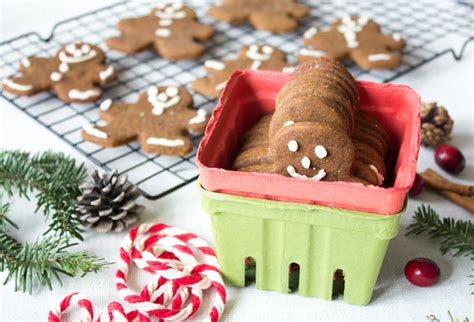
[1,1,473,321]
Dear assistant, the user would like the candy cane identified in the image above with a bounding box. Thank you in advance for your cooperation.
[48,223,226,322]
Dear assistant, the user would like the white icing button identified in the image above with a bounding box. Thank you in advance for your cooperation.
[21,57,31,67]
[81,44,91,53]
[50,72,63,82]
[283,120,295,127]
[262,45,273,54]
[301,156,311,169]
[59,62,69,73]
[157,92,168,102]
[172,2,183,10]
[392,33,402,41]
[288,140,298,152]
[249,44,258,52]
[159,19,173,26]
[155,28,171,37]
[315,145,328,159]
[147,86,158,96]
[166,86,179,97]
[100,98,113,111]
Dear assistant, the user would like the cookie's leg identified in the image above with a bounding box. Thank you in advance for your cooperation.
[81,121,138,148]
[191,77,221,98]
[350,48,402,70]
[155,38,205,60]
[140,132,193,156]
[53,78,102,103]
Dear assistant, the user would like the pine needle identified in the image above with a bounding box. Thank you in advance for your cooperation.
[406,204,474,259]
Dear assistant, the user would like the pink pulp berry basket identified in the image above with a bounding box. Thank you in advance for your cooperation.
[197,70,421,215]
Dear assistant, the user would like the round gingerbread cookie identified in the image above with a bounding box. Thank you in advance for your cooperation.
[270,122,355,181]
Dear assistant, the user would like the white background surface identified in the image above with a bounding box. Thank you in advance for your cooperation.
[1,1,473,321]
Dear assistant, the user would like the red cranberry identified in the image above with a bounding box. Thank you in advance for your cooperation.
[409,173,425,197]
[435,144,465,174]
[404,258,440,287]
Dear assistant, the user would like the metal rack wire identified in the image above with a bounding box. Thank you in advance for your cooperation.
[1,0,472,199]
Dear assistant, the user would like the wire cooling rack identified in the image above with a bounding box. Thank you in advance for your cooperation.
[1,1,473,199]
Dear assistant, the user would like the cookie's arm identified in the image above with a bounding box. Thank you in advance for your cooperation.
[381,33,406,50]
[189,21,214,41]
[208,4,248,24]
[107,16,156,54]
[299,30,348,61]
[95,64,117,85]
[2,57,56,95]
[287,2,310,19]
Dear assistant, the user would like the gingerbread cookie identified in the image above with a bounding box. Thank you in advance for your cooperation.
[107,2,214,60]
[233,58,390,186]
[208,0,309,33]
[2,42,116,103]
[81,85,209,155]
[299,15,405,69]
[192,44,294,97]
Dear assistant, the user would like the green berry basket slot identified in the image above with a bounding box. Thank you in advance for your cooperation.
[200,186,403,305]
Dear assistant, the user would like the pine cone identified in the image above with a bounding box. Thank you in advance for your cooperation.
[421,102,453,147]
[77,170,144,232]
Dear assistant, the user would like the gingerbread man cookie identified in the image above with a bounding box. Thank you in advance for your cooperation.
[107,2,214,60]
[299,15,406,69]
[208,0,309,33]
[192,44,295,97]
[81,85,209,155]
[2,42,116,103]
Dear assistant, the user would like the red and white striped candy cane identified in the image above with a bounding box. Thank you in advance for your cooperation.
[47,223,226,322]
[116,223,226,322]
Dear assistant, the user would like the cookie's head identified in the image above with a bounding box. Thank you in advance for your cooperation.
[56,42,105,66]
[145,85,193,116]
[270,122,354,181]
[238,45,287,62]
[153,2,196,20]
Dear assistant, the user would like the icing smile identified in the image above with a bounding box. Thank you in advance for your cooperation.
[59,43,97,64]
[287,165,326,181]
[147,86,181,115]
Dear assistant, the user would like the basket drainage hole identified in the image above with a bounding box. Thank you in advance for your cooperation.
[289,263,300,293]
[245,257,256,286]
[332,269,345,299]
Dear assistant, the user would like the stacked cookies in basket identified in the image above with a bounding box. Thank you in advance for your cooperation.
[233,57,389,186]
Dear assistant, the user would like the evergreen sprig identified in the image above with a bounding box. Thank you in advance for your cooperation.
[0,150,110,293]
[406,204,474,259]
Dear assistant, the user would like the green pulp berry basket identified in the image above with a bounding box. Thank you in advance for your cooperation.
[200,186,403,305]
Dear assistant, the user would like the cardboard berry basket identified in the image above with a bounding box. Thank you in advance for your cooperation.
[197,70,421,215]
[196,70,420,305]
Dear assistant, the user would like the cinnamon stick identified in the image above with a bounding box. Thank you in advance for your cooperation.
[420,168,474,196]
[439,190,474,214]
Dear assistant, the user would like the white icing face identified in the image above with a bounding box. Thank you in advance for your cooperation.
[337,15,370,49]
[246,45,274,61]
[147,86,181,115]
[59,43,97,64]
[286,140,328,181]
[155,2,186,20]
